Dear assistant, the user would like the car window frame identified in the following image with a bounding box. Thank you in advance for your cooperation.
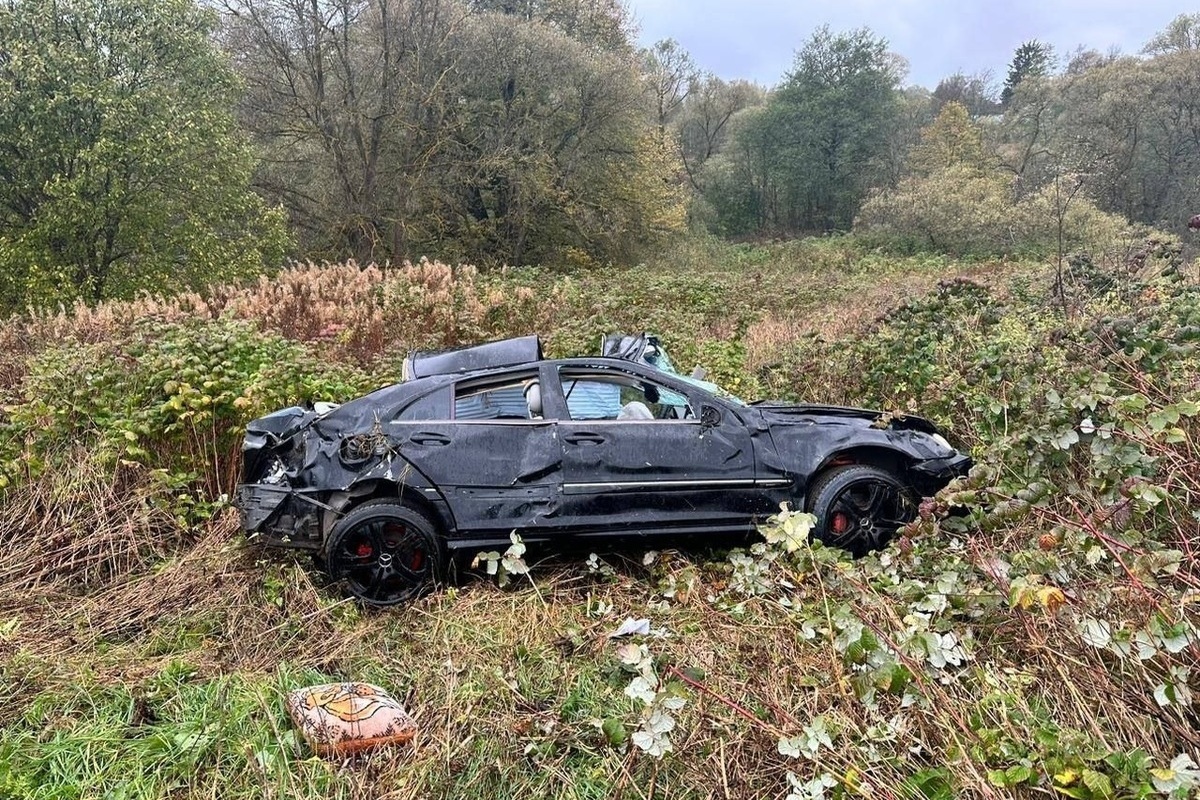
[389,384,453,422]
[449,368,545,423]
[552,364,702,424]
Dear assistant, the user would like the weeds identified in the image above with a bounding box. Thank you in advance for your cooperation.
[0,238,1197,798]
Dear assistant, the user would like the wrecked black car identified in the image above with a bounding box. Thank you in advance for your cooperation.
[237,334,971,605]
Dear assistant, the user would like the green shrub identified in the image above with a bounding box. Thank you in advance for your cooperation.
[0,317,373,512]
[855,166,1147,261]
[855,167,1018,256]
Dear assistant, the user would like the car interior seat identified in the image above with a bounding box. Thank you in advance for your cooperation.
[618,401,654,420]
[523,380,543,419]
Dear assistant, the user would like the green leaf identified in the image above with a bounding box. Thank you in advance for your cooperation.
[1163,427,1188,443]
[763,510,817,552]
[1005,764,1035,785]
[1078,618,1111,648]
[601,717,627,746]
[778,736,803,758]
[1137,485,1165,506]
[1080,769,1113,798]
[1052,428,1080,450]
[1175,398,1200,416]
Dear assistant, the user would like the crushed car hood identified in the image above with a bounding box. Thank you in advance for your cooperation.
[750,402,941,434]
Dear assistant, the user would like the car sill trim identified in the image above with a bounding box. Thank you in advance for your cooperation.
[563,478,792,491]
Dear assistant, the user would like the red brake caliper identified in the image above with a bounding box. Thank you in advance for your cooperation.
[355,541,373,558]
[831,512,851,535]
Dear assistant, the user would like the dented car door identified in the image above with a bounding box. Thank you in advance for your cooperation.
[549,366,773,534]
[396,368,562,537]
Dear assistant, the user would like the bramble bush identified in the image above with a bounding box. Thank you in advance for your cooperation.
[0,318,373,517]
[718,500,1199,799]
[716,250,1200,797]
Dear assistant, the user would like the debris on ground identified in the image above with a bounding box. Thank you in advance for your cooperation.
[285,682,416,756]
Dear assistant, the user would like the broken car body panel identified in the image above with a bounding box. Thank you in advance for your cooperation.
[237,334,972,555]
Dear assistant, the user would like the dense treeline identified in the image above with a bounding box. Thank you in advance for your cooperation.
[3,0,1200,310]
[221,0,685,267]
[691,29,1200,243]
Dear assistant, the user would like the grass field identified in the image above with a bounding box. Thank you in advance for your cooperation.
[1,237,1197,799]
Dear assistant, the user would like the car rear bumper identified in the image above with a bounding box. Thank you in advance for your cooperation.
[237,483,291,532]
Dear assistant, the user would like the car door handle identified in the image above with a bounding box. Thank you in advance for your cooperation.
[409,432,451,446]
[564,432,606,446]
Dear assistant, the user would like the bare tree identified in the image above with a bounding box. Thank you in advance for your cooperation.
[675,75,764,191]
[642,38,697,139]
[462,0,634,52]
[220,0,679,265]
[221,0,465,260]
[931,71,999,117]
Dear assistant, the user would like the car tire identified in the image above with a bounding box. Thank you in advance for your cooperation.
[324,501,445,607]
[806,465,916,557]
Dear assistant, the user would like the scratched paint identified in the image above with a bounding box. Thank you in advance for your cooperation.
[237,335,971,557]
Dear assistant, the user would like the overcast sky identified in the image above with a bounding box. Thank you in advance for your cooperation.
[629,1,1189,90]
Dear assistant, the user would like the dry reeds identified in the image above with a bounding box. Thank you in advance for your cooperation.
[0,451,180,595]
[1,260,574,378]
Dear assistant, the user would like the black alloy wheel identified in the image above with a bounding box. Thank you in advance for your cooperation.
[325,502,444,606]
[807,465,916,557]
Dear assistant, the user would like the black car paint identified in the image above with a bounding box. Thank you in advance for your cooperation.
[237,340,971,555]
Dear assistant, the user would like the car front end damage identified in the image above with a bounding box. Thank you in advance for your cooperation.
[909,451,973,493]
[750,402,972,496]
[237,405,328,548]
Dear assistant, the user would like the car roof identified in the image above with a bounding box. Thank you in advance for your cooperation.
[357,352,670,405]
[401,333,665,382]
[402,335,543,380]
[375,335,716,415]
[326,351,720,427]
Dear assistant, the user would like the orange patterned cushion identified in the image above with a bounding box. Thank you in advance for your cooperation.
[285,682,417,755]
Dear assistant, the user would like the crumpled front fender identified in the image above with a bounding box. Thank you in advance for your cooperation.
[909,452,973,494]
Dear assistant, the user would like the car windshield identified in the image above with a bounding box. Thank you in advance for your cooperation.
[644,343,746,406]
[604,333,749,407]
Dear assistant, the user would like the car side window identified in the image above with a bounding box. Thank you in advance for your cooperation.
[454,379,539,420]
[559,373,692,421]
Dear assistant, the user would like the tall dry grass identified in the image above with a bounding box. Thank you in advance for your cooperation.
[0,260,573,387]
